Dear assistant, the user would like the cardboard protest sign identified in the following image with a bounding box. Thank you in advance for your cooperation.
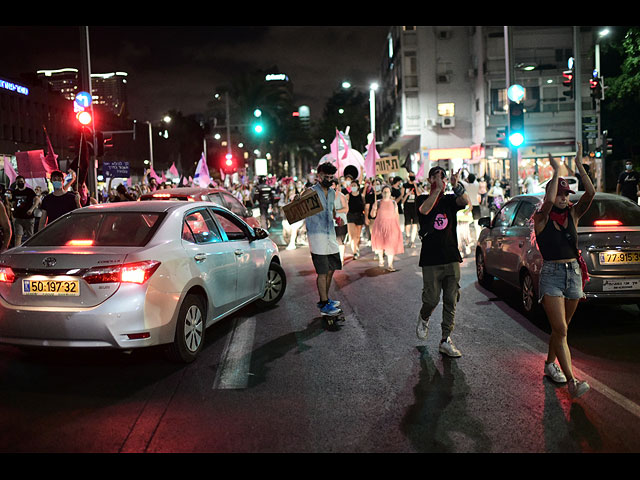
[283,189,323,224]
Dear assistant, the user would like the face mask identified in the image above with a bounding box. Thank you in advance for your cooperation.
[52,181,63,189]
[345,180,351,187]
[17,182,25,188]
[409,176,416,181]
[375,185,381,192]
[351,187,359,194]
[626,164,633,171]
[321,178,331,188]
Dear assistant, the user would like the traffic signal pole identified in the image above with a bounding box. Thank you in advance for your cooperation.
[79,26,97,198]
[504,26,519,197]
[573,27,582,167]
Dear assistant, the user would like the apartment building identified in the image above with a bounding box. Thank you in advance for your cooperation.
[378,26,599,188]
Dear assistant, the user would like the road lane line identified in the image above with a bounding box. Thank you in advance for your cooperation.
[499,323,640,419]
[212,316,256,390]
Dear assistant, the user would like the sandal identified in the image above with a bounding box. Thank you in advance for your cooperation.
[387,266,397,272]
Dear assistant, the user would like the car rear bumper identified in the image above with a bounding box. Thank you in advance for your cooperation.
[584,274,640,303]
[0,284,180,349]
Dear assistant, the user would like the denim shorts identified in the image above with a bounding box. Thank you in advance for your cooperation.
[538,260,584,303]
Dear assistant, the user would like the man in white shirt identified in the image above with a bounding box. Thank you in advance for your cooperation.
[303,162,342,318]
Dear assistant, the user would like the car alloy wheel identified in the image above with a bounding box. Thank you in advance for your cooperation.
[183,304,204,353]
[256,262,286,307]
[521,271,536,314]
[166,294,206,363]
[476,250,492,288]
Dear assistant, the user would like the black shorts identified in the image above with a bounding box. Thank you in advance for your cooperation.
[472,205,481,220]
[404,202,419,225]
[335,225,347,244]
[311,252,342,274]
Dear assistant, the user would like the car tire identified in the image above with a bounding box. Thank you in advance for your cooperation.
[476,250,493,289]
[256,262,286,308]
[520,270,541,318]
[165,294,206,363]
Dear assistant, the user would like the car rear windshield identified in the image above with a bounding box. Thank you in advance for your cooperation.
[25,212,165,247]
[578,198,640,226]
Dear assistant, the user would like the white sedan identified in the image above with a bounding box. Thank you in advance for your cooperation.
[0,201,286,362]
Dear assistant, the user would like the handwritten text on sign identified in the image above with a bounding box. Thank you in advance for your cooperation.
[283,189,323,224]
[375,156,399,175]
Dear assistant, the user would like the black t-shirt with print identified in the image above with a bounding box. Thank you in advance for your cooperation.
[417,193,464,266]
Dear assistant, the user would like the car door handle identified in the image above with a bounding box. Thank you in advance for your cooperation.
[234,249,244,256]
[194,253,207,262]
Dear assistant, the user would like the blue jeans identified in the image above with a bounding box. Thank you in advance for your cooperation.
[538,260,584,303]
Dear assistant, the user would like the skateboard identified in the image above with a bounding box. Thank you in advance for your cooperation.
[321,309,345,331]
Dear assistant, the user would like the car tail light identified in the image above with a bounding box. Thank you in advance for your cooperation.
[83,261,161,285]
[0,266,15,283]
[66,239,94,246]
[152,193,171,198]
[594,219,622,227]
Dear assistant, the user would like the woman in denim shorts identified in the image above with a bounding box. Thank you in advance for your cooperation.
[532,145,595,398]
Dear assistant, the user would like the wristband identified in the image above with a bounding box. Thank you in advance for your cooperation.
[453,183,465,197]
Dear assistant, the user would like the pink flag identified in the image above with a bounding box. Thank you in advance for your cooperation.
[416,160,425,180]
[16,150,47,179]
[364,135,379,178]
[182,176,188,186]
[169,162,179,177]
[219,168,225,181]
[3,156,17,185]
[149,168,161,182]
[41,126,59,173]
[330,129,349,169]
[161,171,167,183]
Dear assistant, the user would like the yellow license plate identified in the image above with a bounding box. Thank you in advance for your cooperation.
[599,252,640,265]
[22,279,80,296]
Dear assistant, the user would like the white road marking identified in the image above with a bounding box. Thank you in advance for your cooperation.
[212,316,256,390]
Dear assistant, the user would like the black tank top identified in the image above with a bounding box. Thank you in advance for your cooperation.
[536,210,578,261]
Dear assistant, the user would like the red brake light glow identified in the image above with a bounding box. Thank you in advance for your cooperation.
[0,266,15,283]
[82,261,161,285]
[594,220,622,227]
[66,239,94,246]
[152,193,171,198]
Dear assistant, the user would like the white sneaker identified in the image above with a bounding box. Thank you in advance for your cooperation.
[439,337,462,358]
[544,362,567,383]
[568,378,590,398]
[416,313,429,339]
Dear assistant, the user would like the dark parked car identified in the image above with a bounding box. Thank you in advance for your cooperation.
[475,192,640,316]
[140,187,260,229]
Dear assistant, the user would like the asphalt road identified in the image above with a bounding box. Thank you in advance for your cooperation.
[0,239,639,453]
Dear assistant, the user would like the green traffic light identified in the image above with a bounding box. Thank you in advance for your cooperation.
[254,123,264,134]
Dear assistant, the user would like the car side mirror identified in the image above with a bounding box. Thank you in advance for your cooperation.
[252,227,269,240]
[478,216,492,228]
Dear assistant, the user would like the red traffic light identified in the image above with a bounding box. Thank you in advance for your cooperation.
[562,70,573,87]
[76,110,92,126]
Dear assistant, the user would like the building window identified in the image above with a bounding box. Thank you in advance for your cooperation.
[438,103,455,117]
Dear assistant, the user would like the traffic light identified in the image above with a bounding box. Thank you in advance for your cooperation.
[76,110,92,127]
[252,107,265,135]
[590,71,603,104]
[96,131,113,157]
[223,153,237,173]
[508,101,525,148]
[562,69,574,99]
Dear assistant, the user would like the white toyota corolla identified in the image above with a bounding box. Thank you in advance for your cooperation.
[0,201,286,362]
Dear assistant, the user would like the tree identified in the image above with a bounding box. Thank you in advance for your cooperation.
[315,87,371,153]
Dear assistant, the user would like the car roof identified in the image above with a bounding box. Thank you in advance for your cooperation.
[512,191,625,203]
[76,200,223,214]
[140,187,227,197]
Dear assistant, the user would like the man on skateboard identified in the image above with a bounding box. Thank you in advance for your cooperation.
[302,162,343,326]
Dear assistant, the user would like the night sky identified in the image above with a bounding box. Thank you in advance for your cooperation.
[1,25,390,123]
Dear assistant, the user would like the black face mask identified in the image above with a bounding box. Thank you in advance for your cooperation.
[17,182,25,188]
[409,176,415,181]
[321,178,332,188]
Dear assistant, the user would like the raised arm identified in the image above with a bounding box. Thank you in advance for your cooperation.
[571,142,595,219]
